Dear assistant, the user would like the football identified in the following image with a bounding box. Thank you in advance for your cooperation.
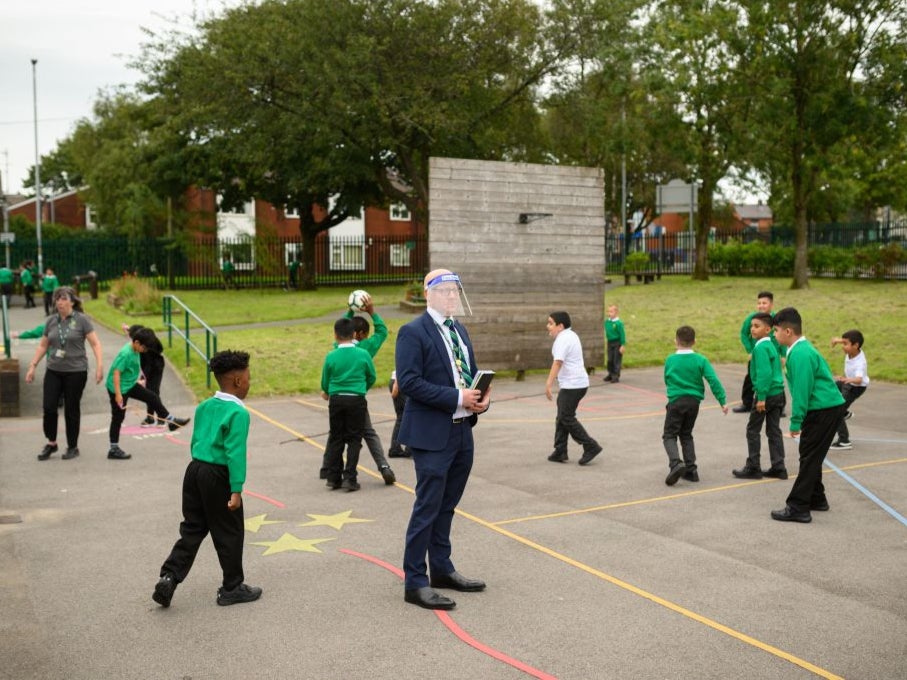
[348,289,370,311]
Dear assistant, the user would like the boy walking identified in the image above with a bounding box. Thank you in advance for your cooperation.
[771,308,845,523]
[603,304,626,383]
[106,327,190,460]
[829,330,870,450]
[732,313,787,480]
[321,317,376,491]
[545,311,602,465]
[152,350,262,607]
[662,326,729,485]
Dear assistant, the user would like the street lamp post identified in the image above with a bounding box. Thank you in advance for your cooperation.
[32,58,43,273]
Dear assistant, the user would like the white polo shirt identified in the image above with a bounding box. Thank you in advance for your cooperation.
[552,328,590,389]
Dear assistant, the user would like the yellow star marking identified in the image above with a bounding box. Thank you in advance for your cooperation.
[298,510,374,531]
[250,533,335,556]
[244,513,285,533]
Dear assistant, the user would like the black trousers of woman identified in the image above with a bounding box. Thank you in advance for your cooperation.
[43,369,88,448]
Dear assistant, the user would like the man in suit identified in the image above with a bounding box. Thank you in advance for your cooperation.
[395,268,491,610]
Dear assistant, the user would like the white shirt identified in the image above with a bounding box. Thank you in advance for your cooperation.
[844,350,870,387]
[426,306,471,419]
[552,328,590,389]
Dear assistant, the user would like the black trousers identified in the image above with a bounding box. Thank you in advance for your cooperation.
[835,382,866,442]
[43,369,88,448]
[745,392,786,470]
[107,385,171,443]
[160,459,245,590]
[553,387,598,455]
[740,361,754,409]
[23,284,36,308]
[786,404,845,512]
[141,356,165,418]
[662,396,700,470]
[43,291,54,316]
[606,341,623,377]
[388,381,407,456]
[323,395,367,482]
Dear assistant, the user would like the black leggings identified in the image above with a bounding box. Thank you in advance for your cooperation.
[43,369,88,448]
[108,384,171,444]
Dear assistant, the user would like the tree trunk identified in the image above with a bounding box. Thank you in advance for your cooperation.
[692,184,713,281]
[298,225,318,290]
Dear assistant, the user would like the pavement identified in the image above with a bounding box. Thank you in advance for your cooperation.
[2,300,907,680]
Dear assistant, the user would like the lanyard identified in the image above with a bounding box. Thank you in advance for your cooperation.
[56,312,77,349]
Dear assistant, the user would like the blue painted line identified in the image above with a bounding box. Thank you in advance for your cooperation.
[824,458,907,528]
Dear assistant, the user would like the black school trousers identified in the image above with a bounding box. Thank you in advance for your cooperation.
[159,459,245,590]
[786,404,845,512]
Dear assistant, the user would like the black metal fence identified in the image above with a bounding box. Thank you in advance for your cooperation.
[4,233,429,290]
[606,219,907,279]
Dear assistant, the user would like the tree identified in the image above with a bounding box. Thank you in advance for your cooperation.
[741,0,907,288]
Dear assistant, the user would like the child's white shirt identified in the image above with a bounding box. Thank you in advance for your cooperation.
[844,350,869,387]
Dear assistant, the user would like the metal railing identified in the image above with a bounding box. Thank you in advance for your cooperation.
[1,296,9,359]
[162,295,217,388]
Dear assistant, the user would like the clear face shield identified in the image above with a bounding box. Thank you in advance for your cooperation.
[425,272,472,318]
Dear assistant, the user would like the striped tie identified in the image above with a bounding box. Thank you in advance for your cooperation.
[444,319,472,386]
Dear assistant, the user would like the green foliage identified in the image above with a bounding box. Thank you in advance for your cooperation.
[853,243,907,279]
[107,276,162,315]
[707,241,794,277]
[808,246,854,279]
[623,251,651,272]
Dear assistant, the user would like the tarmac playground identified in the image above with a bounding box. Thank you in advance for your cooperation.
[1,306,906,680]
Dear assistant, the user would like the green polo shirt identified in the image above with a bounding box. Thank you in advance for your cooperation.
[784,337,845,431]
[191,393,250,493]
[0,267,14,285]
[664,350,727,405]
[106,342,141,394]
[41,274,59,293]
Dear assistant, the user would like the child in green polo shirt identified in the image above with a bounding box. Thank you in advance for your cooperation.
[41,267,59,316]
[770,308,845,523]
[603,304,626,383]
[321,317,376,492]
[733,313,788,480]
[662,325,729,486]
[153,349,262,608]
[105,327,190,460]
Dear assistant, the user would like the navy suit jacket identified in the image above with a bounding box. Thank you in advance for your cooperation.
[395,312,479,451]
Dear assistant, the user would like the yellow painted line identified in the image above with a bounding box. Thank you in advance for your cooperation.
[248,405,844,679]
[456,507,843,680]
[836,457,907,472]
[484,403,726,424]
[493,479,778,525]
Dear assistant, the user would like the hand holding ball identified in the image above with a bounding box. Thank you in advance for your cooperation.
[348,289,370,312]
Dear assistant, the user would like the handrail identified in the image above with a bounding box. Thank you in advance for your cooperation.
[1,295,9,359]
[162,294,217,388]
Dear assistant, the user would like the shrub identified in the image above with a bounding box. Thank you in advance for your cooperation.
[623,251,650,272]
[107,275,161,315]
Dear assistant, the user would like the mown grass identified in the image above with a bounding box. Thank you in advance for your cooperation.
[83,277,906,401]
[607,276,907,383]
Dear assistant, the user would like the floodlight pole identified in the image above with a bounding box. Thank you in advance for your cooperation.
[32,58,44,273]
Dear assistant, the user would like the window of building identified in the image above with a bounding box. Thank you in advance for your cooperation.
[330,240,365,271]
[389,243,411,267]
[389,203,410,221]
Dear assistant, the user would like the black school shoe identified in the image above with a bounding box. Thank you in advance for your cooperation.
[732,466,763,479]
[61,447,80,460]
[167,416,191,432]
[108,445,131,460]
[770,506,812,523]
[152,573,177,607]
[682,469,699,482]
[578,444,603,466]
[217,583,262,606]
[341,478,361,492]
[379,465,396,485]
[37,443,59,461]
[762,467,789,480]
[665,463,686,486]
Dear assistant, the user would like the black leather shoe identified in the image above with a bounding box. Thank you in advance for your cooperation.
[578,444,602,466]
[430,571,486,592]
[37,443,58,461]
[665,463,685,486]
[771,506,812,523]
[379,464,396,485]
[167,416,191,432]
[547,452,568,463]
[404,587,456,610]
[810,499,830,511]
[61,447,80,460]
[107,446,131,460]
[732,467,763,479]
[762,468,789,480]
[732,405,751,413]
[152,573,177,607]
[682,469,699,482]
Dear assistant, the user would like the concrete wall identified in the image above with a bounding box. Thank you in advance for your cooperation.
[428,157,605,371]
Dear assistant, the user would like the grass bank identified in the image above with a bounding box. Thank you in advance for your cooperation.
[83,277,906,401]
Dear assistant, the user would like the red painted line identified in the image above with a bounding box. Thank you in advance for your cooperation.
[244,490,286,508]
[340,549,558,680]
[165,434,190,446]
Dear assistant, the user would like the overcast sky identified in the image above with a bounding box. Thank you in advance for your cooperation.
[0,1,234,195]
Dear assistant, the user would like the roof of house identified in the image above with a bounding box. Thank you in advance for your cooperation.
[735,203,773,220]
